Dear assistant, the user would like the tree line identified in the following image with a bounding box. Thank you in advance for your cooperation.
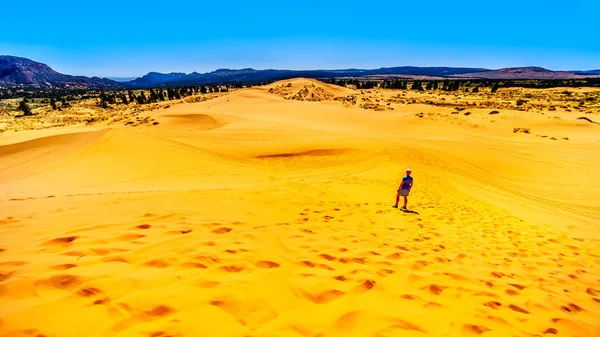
[322,78,600,90]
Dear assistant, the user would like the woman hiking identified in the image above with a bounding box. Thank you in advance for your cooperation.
[393,169,413,209]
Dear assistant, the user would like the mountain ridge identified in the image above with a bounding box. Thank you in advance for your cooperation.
[0,55,123,89]
[1,55,598,89]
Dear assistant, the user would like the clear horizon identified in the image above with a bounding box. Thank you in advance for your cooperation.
[2,0,598,78]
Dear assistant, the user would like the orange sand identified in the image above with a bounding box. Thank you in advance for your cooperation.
[1,79,599,337]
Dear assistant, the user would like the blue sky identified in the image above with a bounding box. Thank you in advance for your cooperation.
[1,0,598,77]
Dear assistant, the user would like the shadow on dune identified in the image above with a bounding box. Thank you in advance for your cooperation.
[254,148,352,159]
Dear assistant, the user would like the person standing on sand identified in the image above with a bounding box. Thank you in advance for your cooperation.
[393,169,413,209]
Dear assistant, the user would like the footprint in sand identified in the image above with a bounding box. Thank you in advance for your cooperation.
[98,247,131,256]
[491,271,505,278]
[400,294,420,300]
[43,236,79,246]
[354,280,376,291]
[560,303,584,313]
[299,260,317,268]
[0,261,28,267]
[93,298,110,305]
[339,257,366,264]
[334,275,348,281]
[302,289,345,304]
[377,269,395,277]
[220,265,246,273]
[473,291,500,299]
[542,328,558,335]
[255,261,280,269]
[319,263,335,271]
[37,274,83,290]
[194,255,220,264]
[165,229,193,235]
[181,262,208,269]
[385,252,403,260]
[117,234,146,241]
[102,256,129,263]
[586,287,599,296]
[424,301,443,308]
[213,227,232,234]
[144,259,175,268]
[134,224,152,229]
[50,263,78,270]
[388,319,426,333]
[422,284,447,295]
[509,283,526,290]
[462,324,491,335]
[319,254,337,261]
[508,304,529,314]
[143,305,176,318]
[76,287,104,297]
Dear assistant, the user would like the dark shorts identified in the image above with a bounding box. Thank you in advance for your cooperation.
[398,189,410,197]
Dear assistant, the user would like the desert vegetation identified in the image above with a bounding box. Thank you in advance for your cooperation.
[0,85,236,132]
[1,78,599,134]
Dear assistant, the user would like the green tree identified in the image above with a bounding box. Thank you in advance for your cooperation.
[18,99,32,115]
[50,97,58,110]
[149,89,158,102]
[137,92,147,104]
[411,81,423,91]
[491,83,499,93]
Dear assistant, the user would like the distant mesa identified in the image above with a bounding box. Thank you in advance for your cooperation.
[574,69,600,75]
[456,66,595,79]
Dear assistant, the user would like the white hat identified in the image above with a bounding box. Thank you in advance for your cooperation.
[406,168,412,172]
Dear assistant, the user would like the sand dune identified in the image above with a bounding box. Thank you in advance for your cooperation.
[1,79,599,337]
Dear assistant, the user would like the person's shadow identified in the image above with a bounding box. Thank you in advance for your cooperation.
[401,209,420,215]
